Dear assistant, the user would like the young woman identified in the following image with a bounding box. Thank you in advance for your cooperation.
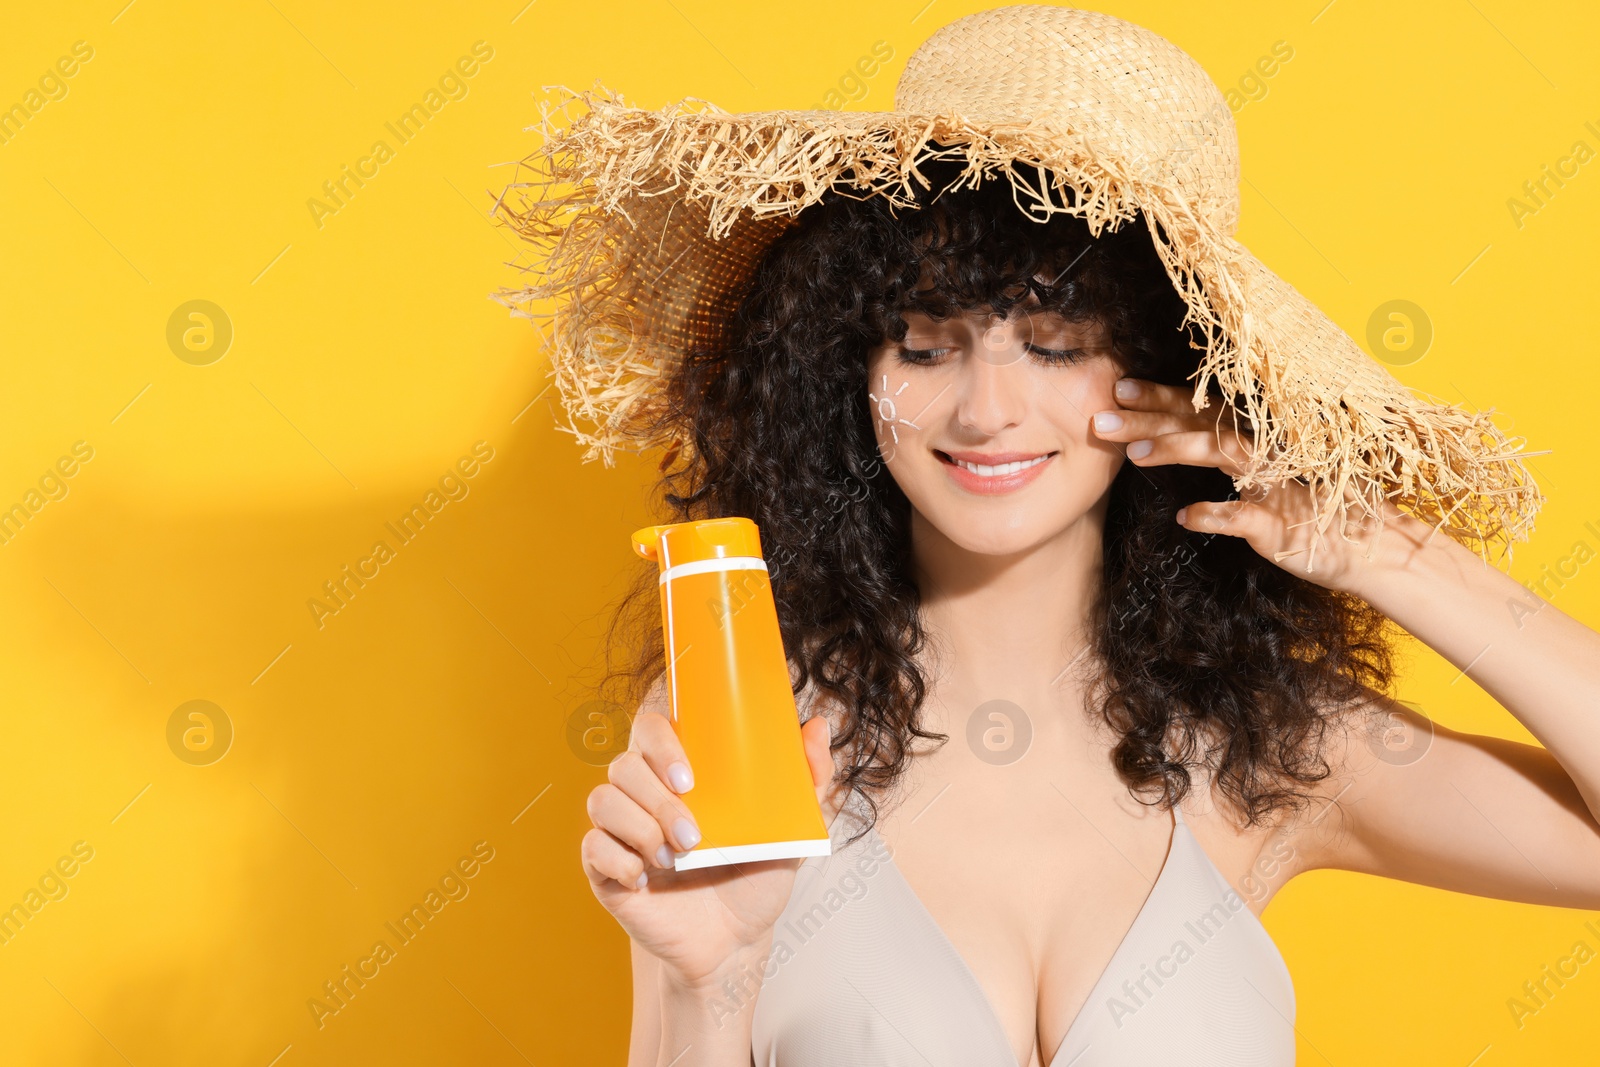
[496,7,1600,1065]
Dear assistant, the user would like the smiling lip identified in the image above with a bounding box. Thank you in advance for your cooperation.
[936,449,1058,495]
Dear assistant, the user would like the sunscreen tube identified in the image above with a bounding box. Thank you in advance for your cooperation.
[631,517,832,872]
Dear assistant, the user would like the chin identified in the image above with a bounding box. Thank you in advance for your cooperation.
[928,518,1063,557]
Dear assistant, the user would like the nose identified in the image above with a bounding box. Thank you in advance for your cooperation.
[955,323,1029,436]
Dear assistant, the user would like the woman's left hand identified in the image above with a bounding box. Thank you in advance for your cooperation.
[1090,375,1426,595]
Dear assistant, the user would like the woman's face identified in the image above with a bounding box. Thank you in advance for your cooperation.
[864,294,1128,557]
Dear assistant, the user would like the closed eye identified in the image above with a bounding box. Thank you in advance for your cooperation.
[894,343,1090,366]
[1026,344,1087,365]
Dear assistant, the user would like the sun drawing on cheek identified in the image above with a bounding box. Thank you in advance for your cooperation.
[868,374,921,464]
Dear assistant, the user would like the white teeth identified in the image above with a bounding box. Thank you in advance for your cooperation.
[954,454,1050,477]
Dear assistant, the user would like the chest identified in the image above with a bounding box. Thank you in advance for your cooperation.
[872,744,1280,1066]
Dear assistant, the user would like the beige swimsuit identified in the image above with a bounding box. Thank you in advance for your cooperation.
[750,791,1296,1065]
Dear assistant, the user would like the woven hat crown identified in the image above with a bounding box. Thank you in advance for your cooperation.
[895,6,1239,233]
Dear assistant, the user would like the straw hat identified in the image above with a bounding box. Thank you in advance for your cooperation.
[491,4,1542,563]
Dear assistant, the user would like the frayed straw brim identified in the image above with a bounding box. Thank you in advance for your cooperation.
[490,80,1543,571]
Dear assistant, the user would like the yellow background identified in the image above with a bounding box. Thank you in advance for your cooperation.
[1,0,1596,1063]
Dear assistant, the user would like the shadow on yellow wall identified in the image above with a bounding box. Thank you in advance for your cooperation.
[6,398,663,1063]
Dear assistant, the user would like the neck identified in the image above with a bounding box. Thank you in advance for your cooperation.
[909,493,1108,712]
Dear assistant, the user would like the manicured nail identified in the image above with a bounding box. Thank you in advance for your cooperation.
[1115,378,1140,400]
[1127,439,1153,459]
[655,843,675,869]
[673,817,701,850]
[666,761,694,793]
[633,870,648,890]
[1176,507,1188,524]
[1093,411,1122,432]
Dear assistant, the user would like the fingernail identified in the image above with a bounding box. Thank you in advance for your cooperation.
[673,817,702,850]
[1093,411,1122,432]
[1127,439,1153,459]
[666,761,694,793]
[633,870,648,890]
[1115,378,1139,400]
[1176,507,1188,523]
[655,843,675,869]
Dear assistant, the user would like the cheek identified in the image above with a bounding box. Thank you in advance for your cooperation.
[865,366,936,455]
[1040,368,1119,434]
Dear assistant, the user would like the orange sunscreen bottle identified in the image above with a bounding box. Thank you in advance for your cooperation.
[631,517,832,872]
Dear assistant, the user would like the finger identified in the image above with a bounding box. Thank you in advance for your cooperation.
[1121,427,1255,475]
[1176,500,1272,540]
[581,826,650,892]
[586,782,676,870]
[608,748,703,854]
[800,715,845,823]
[1110,377,1222,414]
[630,703,696,795]
[1091,406,1204,443]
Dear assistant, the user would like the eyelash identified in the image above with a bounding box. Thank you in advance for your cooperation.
[896,344,1088,366]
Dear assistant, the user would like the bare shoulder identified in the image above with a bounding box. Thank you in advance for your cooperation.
[1167,692,1397,907]
[1263,683,1437,877]
[1258,683,1600,909]
[1167,721,1316,911]
[1223,686,1389,889]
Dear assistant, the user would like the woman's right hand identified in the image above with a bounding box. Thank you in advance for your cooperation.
[581,698,844,990]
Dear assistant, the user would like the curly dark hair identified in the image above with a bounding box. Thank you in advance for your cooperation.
[599,161,1396,841]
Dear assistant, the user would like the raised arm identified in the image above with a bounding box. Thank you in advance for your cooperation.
[1091,373,1600,904]
[1265,515,1600,906]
